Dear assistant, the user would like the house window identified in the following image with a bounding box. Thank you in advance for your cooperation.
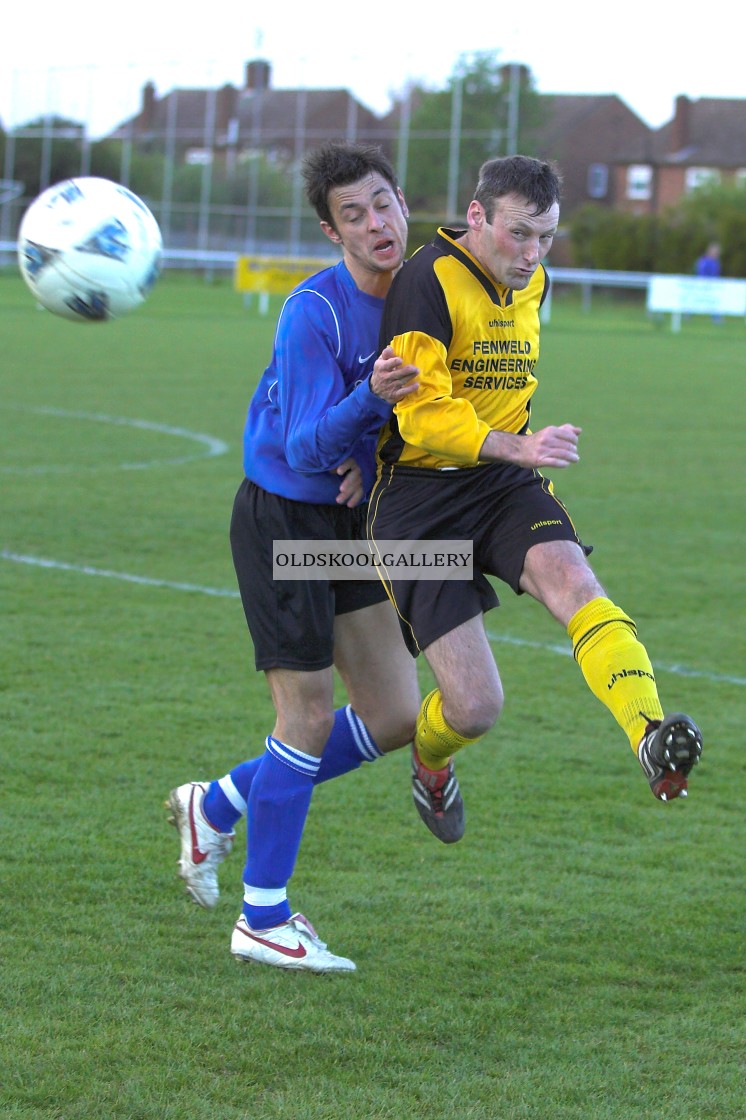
[186,149,213,166]
[685,167,720,192]
[626,165,653,200]
[588,164,608,199]
[733,169,746,188]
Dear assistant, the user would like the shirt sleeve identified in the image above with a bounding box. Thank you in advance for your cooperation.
[391,330,491,465]
[275,290,392,474]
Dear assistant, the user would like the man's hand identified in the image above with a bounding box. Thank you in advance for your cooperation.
[522,424,582,468]
[480,424,581,469]
[334,458,364,508]
[370,346,419,404]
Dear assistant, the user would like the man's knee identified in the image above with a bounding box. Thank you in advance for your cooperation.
[521,541,604,619]
[443,686,503,740]
[273,697,335,755]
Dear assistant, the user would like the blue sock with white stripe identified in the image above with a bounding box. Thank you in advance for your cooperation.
[316,704,384,781]
[242,736,319,930]
[202,705,383,832]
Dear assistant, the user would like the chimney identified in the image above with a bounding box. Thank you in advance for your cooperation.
[245,59,271,92]
[670,95,691,153]
[217,83,237,132]
[500,63,530,89]
[140,81,156,129]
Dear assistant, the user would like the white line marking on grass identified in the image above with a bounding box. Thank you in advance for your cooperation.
[485,630,745,686]
[1,550,240,599]
[0,407,229,472]
[2,549,744,688]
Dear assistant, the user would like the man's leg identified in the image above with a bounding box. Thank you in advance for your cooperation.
[230,665,355,972]
[333,599,420,751]
[217,597,420,808]
[170,600,419,905]
[411,614,504,842]
[520,539,702,800]
[235,607,421,969]
[197,698,388,834]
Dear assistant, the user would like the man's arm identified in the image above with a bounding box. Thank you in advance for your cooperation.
[479,425,581,469]
[391,332,492,466]
[275,294,398,474]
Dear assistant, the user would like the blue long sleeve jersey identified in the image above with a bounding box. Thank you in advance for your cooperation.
[242,261,393,504]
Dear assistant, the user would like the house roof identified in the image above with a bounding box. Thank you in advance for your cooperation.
[110,83,381,145]
[107,72,746,177]
[653,97,746,165]
[235,88,381,141]
[529,94,653,163]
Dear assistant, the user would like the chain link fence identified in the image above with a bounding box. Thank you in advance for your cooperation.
[1,60,528,259]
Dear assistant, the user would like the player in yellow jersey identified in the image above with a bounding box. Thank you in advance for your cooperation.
[367,155,702,841]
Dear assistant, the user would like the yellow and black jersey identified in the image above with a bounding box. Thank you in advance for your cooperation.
[377,227,549,470]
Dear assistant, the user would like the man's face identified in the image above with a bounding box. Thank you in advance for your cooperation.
[321,173,409,285]
[463,191,559,290]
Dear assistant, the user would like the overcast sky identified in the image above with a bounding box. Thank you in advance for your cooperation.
[2,0,741,139]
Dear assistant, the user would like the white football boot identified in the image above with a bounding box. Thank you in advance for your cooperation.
[231,913,356,973]
[166,781,234,908]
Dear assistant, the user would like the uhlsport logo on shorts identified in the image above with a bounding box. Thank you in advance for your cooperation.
[272,540,473,581]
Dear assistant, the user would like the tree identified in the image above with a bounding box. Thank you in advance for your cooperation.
[569,204,657,270]
[399,52,542,218]
[674,180,746,276]
[9,117,86,198]
[568,181,746,275]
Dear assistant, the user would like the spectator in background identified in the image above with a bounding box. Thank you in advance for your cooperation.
[695,242,721,279]
[695,242,722,322]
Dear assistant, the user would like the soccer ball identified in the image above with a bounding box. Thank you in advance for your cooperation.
[17,177,162,322]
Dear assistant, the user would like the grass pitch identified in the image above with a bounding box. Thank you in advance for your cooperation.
[1,271,744,1120]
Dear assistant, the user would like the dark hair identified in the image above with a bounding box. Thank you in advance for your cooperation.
[474,155,562,222]
[301,142,399,227]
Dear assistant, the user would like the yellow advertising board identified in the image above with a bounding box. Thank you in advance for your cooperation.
[234,255,337,296]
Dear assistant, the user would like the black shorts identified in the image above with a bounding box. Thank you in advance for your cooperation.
[230,478,388,671]
[367,461,590,654]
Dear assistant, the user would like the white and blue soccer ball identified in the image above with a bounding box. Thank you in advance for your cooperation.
[17,176,162,322]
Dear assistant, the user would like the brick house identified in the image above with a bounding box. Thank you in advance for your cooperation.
[109,59,384,164]
[108,63,746,228]
[629,96,746,214]
[523,93,746,213]
[525,93,652,217]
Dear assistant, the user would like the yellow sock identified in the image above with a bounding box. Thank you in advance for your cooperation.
[567,597,664,752]
[414,688,481,772]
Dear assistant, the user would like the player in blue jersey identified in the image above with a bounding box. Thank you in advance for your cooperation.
[167,142,421,972]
